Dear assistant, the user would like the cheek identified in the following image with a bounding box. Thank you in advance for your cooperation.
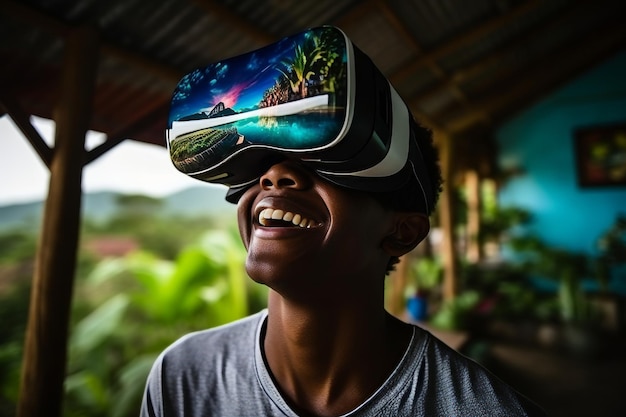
[326,208,393,267]
[236,194,255,250]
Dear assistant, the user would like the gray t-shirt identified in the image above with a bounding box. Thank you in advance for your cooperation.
[140,310,544,416]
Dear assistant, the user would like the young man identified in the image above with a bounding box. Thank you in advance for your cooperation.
[141,26,544,416]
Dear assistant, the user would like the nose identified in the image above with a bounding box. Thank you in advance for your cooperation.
[259,160,312,191]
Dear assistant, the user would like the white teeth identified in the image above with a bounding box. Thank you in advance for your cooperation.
[258,208,316,228]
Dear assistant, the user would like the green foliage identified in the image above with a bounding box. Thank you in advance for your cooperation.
[461,261,559,324]
[595,214,626,288]
[509,235,596,324]
[413,257,443,290]
[0,281,29,416]
[115,194,162,212]
[0,229,37,264]
[479,206,531,244]
[64,227,264,417]
[0,228,34,416]
[495,280,558,322]
[406,257,443,298]
[429,291,481,331]
[597,214,626,262]
[0,194,255,416]
[84,203,225,259]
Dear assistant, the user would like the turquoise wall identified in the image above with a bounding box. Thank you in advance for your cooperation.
[496,50,626,260]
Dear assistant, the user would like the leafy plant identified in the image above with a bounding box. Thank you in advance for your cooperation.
[509,235,595,324]
[64,228,266,417]
[479,206,532,246]
[429,290,481,331]
[595,214,626,289]
[407,256,442,296]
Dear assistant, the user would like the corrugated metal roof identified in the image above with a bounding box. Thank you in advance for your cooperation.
[1,0,625,151]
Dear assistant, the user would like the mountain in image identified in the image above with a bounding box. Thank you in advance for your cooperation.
[207,101,236,118]
[177,101,237,121]
[207,102,226,117]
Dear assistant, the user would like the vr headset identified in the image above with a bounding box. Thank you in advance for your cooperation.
[166,26,434,213]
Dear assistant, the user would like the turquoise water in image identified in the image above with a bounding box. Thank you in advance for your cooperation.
[233,113,344,148]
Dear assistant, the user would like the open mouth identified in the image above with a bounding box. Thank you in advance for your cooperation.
[258,208,320,228]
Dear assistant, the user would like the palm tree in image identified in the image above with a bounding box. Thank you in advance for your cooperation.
[276,29,346,105]
[316,29,345,106]
[277,33,326,99]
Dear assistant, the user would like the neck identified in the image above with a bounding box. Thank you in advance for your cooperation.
[263,290,411,416]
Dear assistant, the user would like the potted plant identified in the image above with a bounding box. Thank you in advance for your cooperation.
[509,235,604,356]
[406,256,443,321]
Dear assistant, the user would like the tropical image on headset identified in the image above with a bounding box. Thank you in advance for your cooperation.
[166,26,433,211]
[167,26,350,177]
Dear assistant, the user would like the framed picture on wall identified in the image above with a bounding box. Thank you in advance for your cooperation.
[574,123,626,187]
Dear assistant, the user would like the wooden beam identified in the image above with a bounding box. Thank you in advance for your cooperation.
[440,17,626,134]
[0,88,53,168]
[373,0,472,108]
[333,0,376,28]
[191,0,274,44]
[0,0,68,36]
[435,130,458,301]
[100,43,182,85]
[407,1,578,111]
[390,0,546,131]
[1,0,183,89]
[370,0,445,130]
[17,25,99,417]
[389,0,543,85]
[84,100,169,165]
[465,170,482,263]
[387,254,410,318]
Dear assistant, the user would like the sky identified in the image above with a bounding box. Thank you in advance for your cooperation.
[0,115,215,206]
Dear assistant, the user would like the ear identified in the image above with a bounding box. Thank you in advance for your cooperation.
[382,213,430,257]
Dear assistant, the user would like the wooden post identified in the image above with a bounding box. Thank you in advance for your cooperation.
[435,130,458,301]
[17,25,99,417]
[387,253,410,317]
[465,169,482,263]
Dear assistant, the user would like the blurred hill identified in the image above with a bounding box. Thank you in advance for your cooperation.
[0,186,236,232]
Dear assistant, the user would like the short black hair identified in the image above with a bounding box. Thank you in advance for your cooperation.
[370,119,443,274]
[371,119,443,215]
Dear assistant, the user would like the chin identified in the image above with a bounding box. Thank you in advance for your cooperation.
[245,257,324,297]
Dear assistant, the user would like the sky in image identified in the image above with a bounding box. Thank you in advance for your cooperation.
[0,115,214,206]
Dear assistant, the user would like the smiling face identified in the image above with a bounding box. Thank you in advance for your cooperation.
[237,160,406,301]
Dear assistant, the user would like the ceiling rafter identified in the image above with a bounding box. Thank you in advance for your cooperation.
[1,0,184,85]
[1,0,180,157]
[385,0,548,133]
[1,0,389,152]
[372,0,453,130]
[389,0,543,86]
[85,102,169,164]
[407,1,579,113]
[332,0,377,28]
[101,43,182,85]
[0,87,53,167]
[373,0,474,109]
[190,0,275,44]
[0,0,68,36]
[2,0,624,150]
[440,17,626,133]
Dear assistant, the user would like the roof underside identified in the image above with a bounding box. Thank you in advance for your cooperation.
[1,0,625,154]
